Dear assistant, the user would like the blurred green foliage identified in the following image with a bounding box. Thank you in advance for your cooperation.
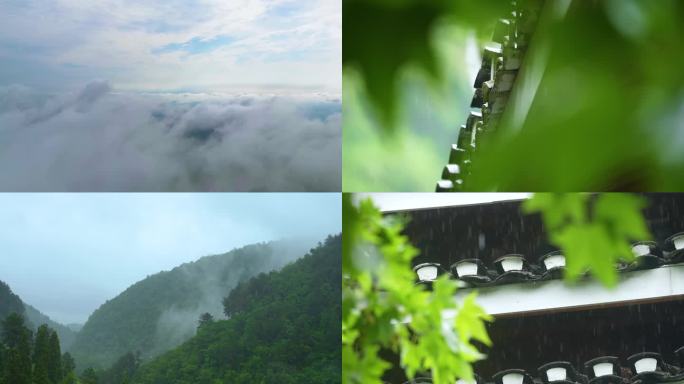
[343,27,477,191]
[343,0,507,128]
[343,0,684,191]
[343,68,457,191]
[524,193,650,286]
[469,0,684,191]
[342,195,492,384]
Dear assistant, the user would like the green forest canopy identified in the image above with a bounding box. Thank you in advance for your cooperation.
[131,234,341,384]
[0,281,76,351]
[69,240,308,370]
[0,313,78,384]
[3,235,340,384]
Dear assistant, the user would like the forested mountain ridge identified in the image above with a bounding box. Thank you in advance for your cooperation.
[24,304,77,351]
[0,312,79,384]
[0,281,24,320]
[69,238,316,370]
[0,280,77,351]
[130,234,341,384]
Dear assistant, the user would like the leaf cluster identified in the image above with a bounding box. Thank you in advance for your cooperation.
[342,196,492,384]
[523,193,650,287]
[0,313,75,384]
[343,0,507,130]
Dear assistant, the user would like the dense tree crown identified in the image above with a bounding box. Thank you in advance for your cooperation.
[70,240,308,370]
[1,280,76,351]
[0,281,24,320]
[131,234,341,384]
[1,234,338,384]
[0,313,74,384]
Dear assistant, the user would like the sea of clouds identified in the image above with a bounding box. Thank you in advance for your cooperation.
[0,81,341,191]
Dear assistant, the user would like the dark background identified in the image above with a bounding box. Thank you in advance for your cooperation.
[382,193,684,383]
[391,193,684,268]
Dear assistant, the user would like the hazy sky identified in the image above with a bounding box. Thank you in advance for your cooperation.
[0,193,341,324]
[0,0,340,92]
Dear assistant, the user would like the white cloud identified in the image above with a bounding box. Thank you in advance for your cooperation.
[0,81,341,191]
[0,0,340,91]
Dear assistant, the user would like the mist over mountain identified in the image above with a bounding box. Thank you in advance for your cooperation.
[131,234,341,384]
[23,304,77,350]
[66,323,83,333]
[0,82,341,191]
[68,237,320,370]
[0,280,77,350]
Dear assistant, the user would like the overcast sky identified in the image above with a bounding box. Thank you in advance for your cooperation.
[0,193,340,324]
[0,0,341,192]
[0,0,340,92]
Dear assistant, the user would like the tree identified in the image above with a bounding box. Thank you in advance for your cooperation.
[47,331,62,383]
[61,352,75,377]
[33,325,51,384]
[80,368,99,384]
[0,343,5,384]
[68,241,302,370]
[59,371,77,384]
[197,313,214,330]
[1,313,33,384]
[132,236,341,384]
[98,351,141,384]
[0,281,25,321]
[2,313,29,348]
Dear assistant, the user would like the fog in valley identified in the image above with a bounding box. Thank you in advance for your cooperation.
[0,193,341,325]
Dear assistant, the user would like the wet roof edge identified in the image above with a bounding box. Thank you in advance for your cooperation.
[381,197,529,214]
[452,263,684,317]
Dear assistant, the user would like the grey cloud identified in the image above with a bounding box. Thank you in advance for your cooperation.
[74,80,110,111]
[0,81,341,191]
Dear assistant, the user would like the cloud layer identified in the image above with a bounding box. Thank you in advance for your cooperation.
[0,81,341,191]
[0,0,340,91]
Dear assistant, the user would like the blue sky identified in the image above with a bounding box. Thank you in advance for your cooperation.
[0,0,340,92]
[0,193,341,324]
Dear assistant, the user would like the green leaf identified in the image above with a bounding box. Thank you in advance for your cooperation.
[527,193,652,288]
[523,193,588,230]
[343,345,390,384]
[344,197,493,384]
[456,292,493,347]
[343,0,508,132]
[594,193,649,242]
[553,223,619,286]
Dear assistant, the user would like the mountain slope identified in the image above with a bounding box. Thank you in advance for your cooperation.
[0,280,24,320]
[69,239,314,370]
[24,303,77,350]
[1,280,77,350]
[131,234,341,384]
